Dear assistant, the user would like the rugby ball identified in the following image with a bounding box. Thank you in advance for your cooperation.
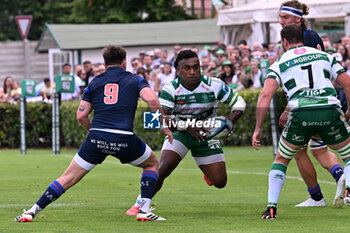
[206,116,232,140]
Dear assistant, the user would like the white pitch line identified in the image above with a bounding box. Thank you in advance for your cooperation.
[0,203,83,208]
[61,154,336,185]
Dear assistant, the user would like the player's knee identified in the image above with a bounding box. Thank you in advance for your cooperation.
[212,176,227,189]
[214,180,227,189]
[336,142,350,162]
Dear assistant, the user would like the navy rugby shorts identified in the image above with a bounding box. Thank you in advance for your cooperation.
[77,130,150,166]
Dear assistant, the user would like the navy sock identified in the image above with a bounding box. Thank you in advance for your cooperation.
[36,180,65,209]
[308,184,323,201]
[140,170,158,199]
[330,164,344,183]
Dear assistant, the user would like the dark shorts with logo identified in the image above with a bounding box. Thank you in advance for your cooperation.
[78,130,147,164]
[282,107,350,146]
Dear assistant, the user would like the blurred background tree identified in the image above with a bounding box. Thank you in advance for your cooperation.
[0,0,194,41]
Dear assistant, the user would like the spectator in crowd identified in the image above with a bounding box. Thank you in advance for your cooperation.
[75,64,82,76]
[143,54,153,70]
[250,59,262,89]
[83,61,93,88]
[61,63,84,100]
[240,45,251,58]
[200,56,210,72]
[138,51,146,64]
[130,58,142,74]
[152,48,162,67]
[202,45,213,61]
[160,49,169,64]
[206,67,216,77]
[236,56,253,89]
[147,70,158,94]
[88,63,105,84]
[61,63,74,101]
[155,62,174,94]
[341,36,350,46]
[9,81,21,103]
[41,78,55,103]
[1,76,14,102]
[268,43,275,53]
[226,44,234,55]
[337,44,348,65]
[252,42,263,52]
[274,43,284,57]
[170,44,182,66]
[215,49,227,66]
[321,34,331,43]
[227,51,238,65]
[219,60,236,89]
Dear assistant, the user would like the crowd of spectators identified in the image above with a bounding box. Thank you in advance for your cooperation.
[1,35,350,111]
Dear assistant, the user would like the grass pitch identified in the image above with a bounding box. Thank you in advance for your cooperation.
[0,147,348,233]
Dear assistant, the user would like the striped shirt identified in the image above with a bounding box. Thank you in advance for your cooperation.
[159,74,241,120]
[267,46,345,111]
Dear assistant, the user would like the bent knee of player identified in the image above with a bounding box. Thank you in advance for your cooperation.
[213,178,227,189]
[330,137,350,162]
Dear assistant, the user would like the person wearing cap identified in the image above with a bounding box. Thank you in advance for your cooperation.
[215,48,227,66]
[278,0,345,209]
[219,60,236,89]
[138,51,146,65]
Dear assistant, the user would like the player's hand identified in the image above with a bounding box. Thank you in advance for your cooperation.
[161,127,173,144]
[187,126,209,142]
[345,109,350,122]
[279,110,288,128]
[252,129,262,150]
[225,118,234,138]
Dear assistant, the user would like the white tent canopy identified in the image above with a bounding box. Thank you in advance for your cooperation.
[218,0,350,46]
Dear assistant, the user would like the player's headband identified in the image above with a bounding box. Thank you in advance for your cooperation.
[280,6,303,17]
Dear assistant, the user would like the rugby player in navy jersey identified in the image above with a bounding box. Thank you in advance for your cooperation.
[278,0,345,208]
[15,45,173,222]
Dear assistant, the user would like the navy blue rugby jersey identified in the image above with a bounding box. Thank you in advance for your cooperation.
[304,29,325,51]
[82,66,149,131]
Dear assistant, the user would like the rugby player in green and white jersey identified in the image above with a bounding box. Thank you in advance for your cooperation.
[279,0,345,209]
[253,24,350,220]
[126,50,246,215]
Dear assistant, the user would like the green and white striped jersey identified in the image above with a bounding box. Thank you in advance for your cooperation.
[266,46,345,111]
[159,74,241,120]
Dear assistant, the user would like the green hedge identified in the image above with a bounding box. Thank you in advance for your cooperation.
[0,88,287,149]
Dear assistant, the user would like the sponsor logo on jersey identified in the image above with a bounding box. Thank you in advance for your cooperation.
[294,47,306,55]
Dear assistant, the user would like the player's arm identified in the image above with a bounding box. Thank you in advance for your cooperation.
[76,100,92,131]
[140,87,161,112]
[252,78,278,150]
[140,87,173,142]
[218,81,246,132]
[335,72,350,120]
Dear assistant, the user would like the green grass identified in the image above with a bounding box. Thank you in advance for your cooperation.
[0,147,348,233]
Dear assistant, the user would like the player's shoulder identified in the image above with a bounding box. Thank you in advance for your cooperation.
[304,29,320,38]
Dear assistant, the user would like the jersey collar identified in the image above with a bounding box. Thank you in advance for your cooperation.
[288,44,305,51]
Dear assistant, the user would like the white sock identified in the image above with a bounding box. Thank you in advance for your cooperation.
[344,159,350,188]
[268,169,286,206]
[133,194,141,207]
[27,204,42,215]
[139,198,152,213]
